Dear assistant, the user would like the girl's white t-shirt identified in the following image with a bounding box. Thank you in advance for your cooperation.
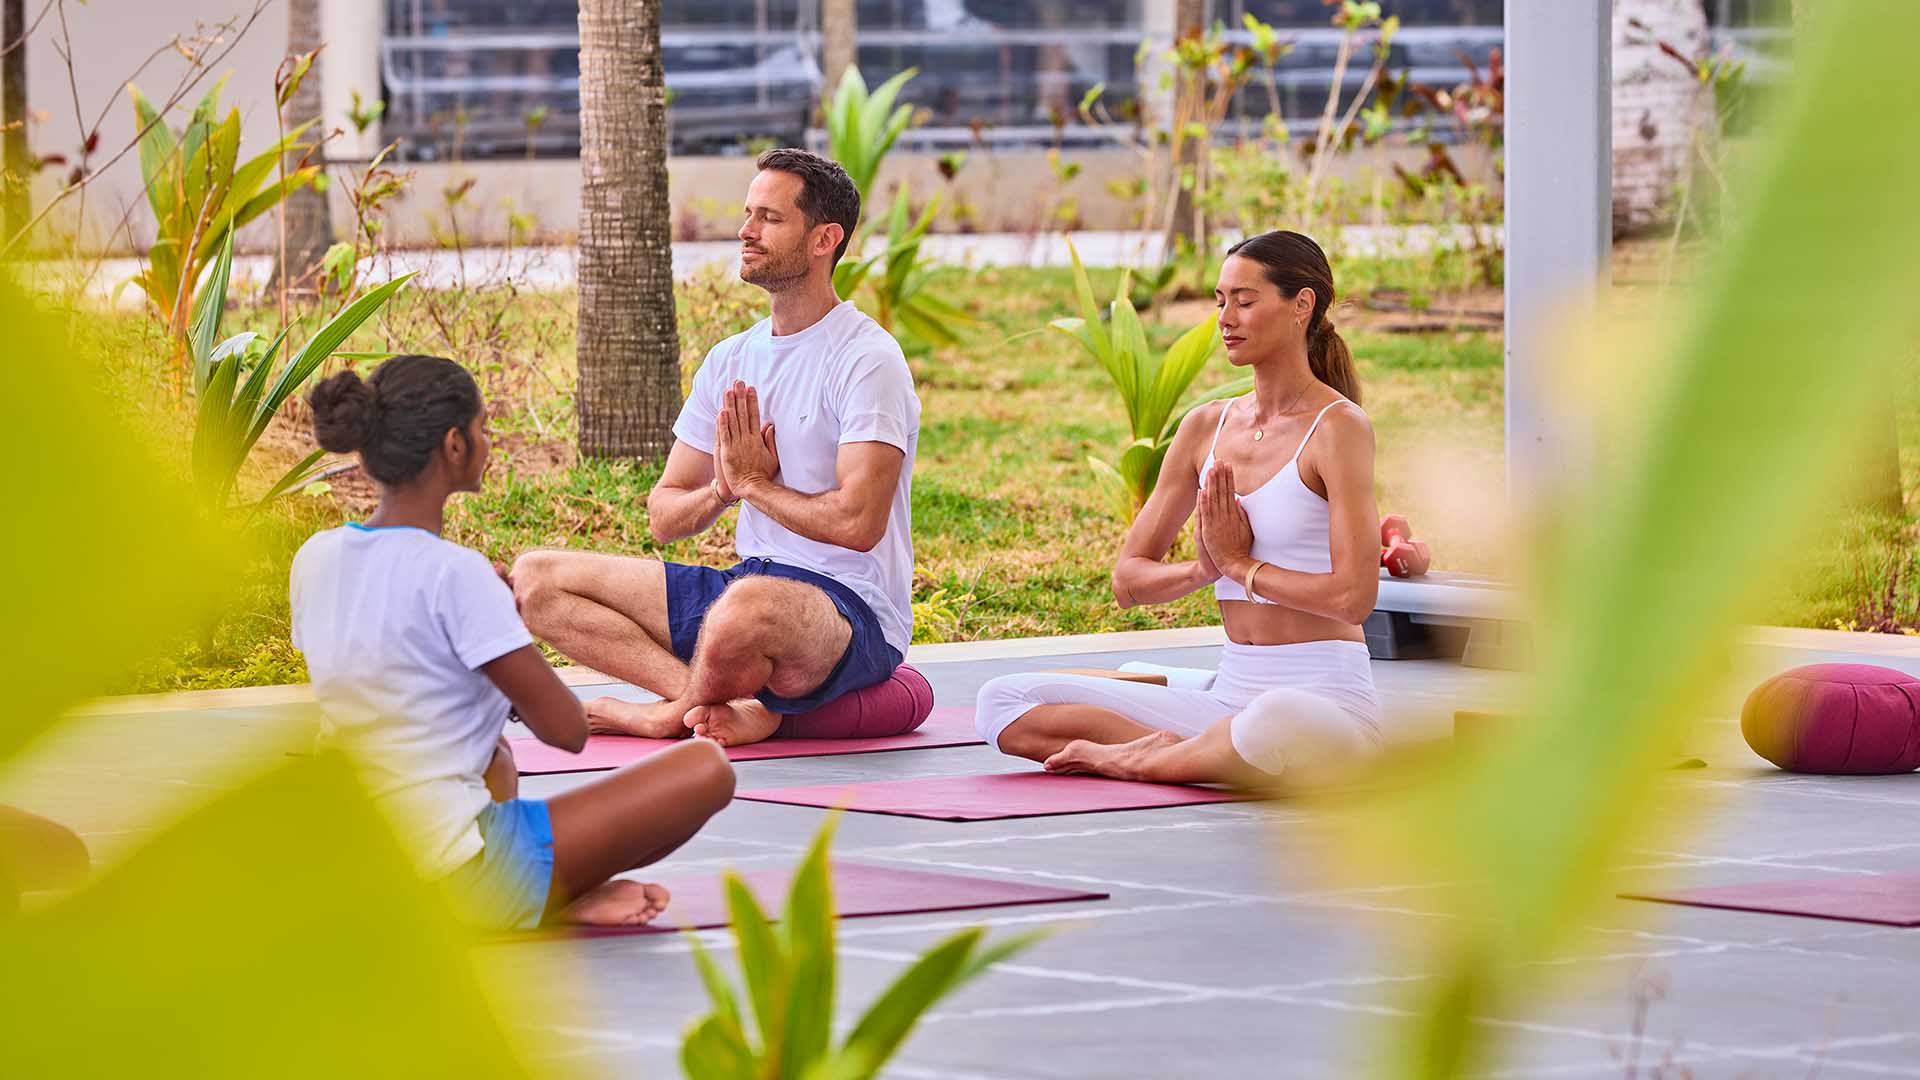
[672,300,920,654]
[289,524,532,878]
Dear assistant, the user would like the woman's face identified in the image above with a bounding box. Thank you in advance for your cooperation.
[454,412,491,493]
[1214,255,1310,367]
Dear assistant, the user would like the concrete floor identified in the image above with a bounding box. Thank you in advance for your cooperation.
[8,633,1920,1078]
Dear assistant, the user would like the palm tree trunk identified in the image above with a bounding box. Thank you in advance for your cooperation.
[2,0,29,244]
[823,0,856,96]
[576,0,681,460]
[1609,0,1714,237]
[1160,0,1205,258]
[275,0,332,292]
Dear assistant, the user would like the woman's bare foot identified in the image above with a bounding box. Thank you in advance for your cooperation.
[684,698,781,747]
[559,879,671,926]
[585,696,693,738]
[1044,730,1184,780]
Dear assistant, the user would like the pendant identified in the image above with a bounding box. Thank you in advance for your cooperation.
[1253,429,1264,442]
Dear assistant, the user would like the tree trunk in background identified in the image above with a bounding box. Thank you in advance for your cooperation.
[576,0,681,461]
[1161,0,1204,257]
[823,0,856,98]
[1790,0,1905,513]
[2,0,29,245]
[1609,0,1714,237]
[275,0,332,292]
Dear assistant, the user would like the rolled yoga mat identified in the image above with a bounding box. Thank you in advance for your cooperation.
[1620,874,1920,927]
[550,861,1107,938]
[511,706,980,776]
[1117,661,1217,690]
[737,771,1258,821]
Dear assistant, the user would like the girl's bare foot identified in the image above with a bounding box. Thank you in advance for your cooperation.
[1044,730,1184,780]
[684,698,781,747]
[584,696,693,738]
[560,879,671,926]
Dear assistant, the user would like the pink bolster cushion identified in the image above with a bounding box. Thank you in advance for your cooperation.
[775,664,935,739]
[1740,663,1920,774]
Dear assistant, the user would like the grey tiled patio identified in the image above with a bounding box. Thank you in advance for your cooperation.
[8,628,1920,1078]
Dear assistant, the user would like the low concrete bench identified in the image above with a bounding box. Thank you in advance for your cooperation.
[1364,569,1526,668]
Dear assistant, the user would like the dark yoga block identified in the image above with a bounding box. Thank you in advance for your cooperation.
[1364,610,1468,661]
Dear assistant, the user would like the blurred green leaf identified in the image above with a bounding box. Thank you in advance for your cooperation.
[0,752,552,1078]
[0,283,236,761]
[1360,2,1920,1074]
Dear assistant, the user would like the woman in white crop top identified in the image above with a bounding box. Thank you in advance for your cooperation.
[976,231,1383,788]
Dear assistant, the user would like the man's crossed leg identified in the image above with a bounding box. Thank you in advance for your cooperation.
[512,550,854,747]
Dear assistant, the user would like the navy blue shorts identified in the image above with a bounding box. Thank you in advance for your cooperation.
[662,557,903,715]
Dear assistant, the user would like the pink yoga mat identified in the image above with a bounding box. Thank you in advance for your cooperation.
[1621,873,1920,927]
[510,706,979,775]
[737,771,1258,821]
[560,861,1107,938]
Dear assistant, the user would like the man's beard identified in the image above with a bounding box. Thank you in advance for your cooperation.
[738,242,812,291]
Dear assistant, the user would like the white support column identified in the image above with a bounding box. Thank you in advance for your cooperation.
[321,0,383,160]
[1503,0,1611,508]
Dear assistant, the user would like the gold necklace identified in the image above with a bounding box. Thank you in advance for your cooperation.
[1249,383,1314,442]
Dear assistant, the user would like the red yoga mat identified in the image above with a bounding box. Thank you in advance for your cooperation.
[510,706,980,775]
[1620,873,1920,927]
[560,861,1107,938]
[736,771,1259,821]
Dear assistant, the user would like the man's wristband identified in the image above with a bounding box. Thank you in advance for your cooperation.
[710,477,739,507]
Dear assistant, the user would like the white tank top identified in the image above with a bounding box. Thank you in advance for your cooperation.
[1201,396,1353,603]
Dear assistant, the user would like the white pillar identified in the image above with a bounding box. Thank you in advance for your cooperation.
[321,0,382,160]
[1503,0,1611,507]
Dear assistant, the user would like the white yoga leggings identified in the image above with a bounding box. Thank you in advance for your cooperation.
[975,641,1383,782]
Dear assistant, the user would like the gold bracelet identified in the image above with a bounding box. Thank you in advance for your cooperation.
[1242,559,1268,597]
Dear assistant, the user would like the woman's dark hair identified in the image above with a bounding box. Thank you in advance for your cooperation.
[1224,230,1361,406]
[309,354,481,486]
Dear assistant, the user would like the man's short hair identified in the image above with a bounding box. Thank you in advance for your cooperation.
[755,148,861,266]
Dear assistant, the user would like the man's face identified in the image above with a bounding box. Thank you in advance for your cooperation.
[737,169,832,291]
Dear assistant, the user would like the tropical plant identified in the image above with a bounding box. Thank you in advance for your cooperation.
[680,819,1042,1079]
[187,232,412,508]
[833,183,978,351]
[128,75,320,388]
[1047,242,1243,521]
[823,66,917,210]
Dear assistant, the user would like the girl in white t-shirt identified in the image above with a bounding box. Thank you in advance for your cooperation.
[292,354,735,929]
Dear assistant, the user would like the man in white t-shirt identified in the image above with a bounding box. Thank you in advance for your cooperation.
[512,149,919,747]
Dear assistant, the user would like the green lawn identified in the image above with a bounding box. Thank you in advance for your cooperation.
[95,260,1917,694]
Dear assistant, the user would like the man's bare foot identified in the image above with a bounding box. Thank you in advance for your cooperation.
[559,879,671,927]
[584,697,692,739]
[1044,730,1184,780]
[684,698,781,747]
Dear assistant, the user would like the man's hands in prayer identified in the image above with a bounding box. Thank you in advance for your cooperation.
[716,380,780,498]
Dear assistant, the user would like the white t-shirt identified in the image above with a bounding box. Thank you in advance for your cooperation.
[673,300,919,655]
[289,524,533,878]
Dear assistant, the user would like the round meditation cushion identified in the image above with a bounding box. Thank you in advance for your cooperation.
[777,664,935,739]
[1740,663,1920,774]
